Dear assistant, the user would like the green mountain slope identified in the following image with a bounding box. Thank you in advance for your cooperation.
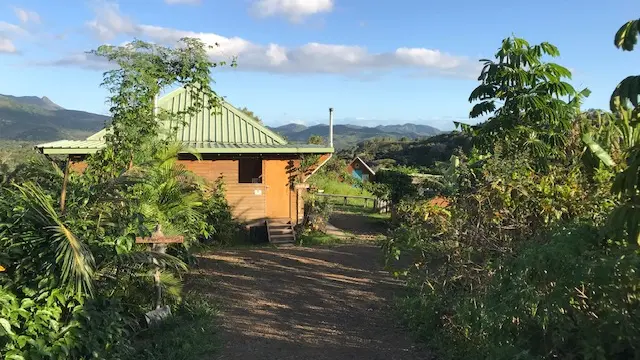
[0,94,108,141]
[269,123,441,149]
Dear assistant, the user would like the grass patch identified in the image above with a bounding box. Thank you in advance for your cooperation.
[333,204,391,218]
[298,230,344,246]
[127,292,220,360]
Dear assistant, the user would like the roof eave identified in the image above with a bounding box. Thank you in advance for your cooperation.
[35,146,334,156]
[195,147,335,154]
[38,148,101,155]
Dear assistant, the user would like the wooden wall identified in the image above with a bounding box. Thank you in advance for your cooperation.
[179,159,268,222]
[68,154,316,224]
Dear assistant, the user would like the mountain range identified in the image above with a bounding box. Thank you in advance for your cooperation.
[268,123,441,149]
[0,93,441,149]
[0,94,108,141]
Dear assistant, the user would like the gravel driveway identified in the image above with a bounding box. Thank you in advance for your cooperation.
[190,244,430,360]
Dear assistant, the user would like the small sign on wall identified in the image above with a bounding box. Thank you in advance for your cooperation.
[254,189,262,195]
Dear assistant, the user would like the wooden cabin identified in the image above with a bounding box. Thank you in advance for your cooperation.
[346,157,375,183]
[35,87,333,243]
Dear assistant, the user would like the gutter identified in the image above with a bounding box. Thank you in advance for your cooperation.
[303,153,332,183]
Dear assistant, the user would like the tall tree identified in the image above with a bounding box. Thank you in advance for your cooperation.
[463,36,588,160]
[91,38,233,170]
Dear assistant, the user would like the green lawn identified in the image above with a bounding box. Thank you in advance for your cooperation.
[297,230,344,246]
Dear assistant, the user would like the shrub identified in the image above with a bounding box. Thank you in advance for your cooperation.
[383,152,621,359]
[200,177,245,246]
[302,193,334,232]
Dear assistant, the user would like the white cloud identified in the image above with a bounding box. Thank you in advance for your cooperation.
[164,0,200,4]
[251,0,333,22]
[0,21,27,36]
[0,20,30,53]
[86,2,136,41]
[0,37,17,53]
[57,1,478,78]
[13,7,41,24]
[37,52,113,69]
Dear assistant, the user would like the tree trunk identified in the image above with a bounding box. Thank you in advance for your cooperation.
[60,157,70,213]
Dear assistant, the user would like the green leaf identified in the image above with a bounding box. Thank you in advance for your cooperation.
[6,355,26,360]
[581,133,615,167]
[615,20,640,51]
[611,76,640,112]
[0,317,13,335]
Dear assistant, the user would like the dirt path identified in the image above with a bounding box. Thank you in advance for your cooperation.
[328,211,389,238]
[190,244,430,360]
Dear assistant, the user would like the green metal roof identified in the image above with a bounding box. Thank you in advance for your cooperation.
[36,87,334,155]
[37,140,332,155]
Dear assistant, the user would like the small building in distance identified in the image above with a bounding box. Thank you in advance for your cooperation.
[346,157,376,183]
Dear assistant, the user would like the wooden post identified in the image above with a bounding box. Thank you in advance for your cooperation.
[135,225,184,311]
[364,198,368,208]
[60,157,70,213]
[344,196,347,206]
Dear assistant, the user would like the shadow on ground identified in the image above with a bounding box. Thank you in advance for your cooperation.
[188,245,430,360]
[328,212,389,237]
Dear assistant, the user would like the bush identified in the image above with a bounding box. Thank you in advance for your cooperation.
[200,178,245,246]
[383,153,624,360]
[0,287,132,359]
[302,193,334,232]
[125,292,219,360]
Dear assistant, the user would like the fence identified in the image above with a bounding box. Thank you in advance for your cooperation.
[315,193,390,213]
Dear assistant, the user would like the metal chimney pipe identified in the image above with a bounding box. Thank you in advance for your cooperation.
[329,107,334,148]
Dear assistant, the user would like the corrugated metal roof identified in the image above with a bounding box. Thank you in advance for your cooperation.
[37,140,332,155]
[84,88,286,145]
[158,87,287,145]
[36,86,333,155]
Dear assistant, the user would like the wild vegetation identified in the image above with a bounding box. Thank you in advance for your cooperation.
[381,26,640,359]
[0,38,238,359]
[339,132,470,170]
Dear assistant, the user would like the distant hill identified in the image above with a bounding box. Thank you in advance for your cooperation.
[0,93,442,147]
[338,132,472,170]
[269,122,441,149]
[0,94,108,141]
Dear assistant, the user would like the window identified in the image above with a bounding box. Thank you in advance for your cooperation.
[239,159,262,183]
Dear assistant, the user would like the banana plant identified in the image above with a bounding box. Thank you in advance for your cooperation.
[593,17,640,245]
[580,107,640,168]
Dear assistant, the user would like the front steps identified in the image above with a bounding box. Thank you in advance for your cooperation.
[267,218,296,245]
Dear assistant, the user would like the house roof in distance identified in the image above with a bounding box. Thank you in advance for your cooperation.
[350,156,376,175]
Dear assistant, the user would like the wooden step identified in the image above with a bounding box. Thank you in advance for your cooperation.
[270,234,294,239]
[269,228,293,234]
[267,219,296,245]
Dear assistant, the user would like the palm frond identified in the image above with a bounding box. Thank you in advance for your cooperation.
[14,182,95,296]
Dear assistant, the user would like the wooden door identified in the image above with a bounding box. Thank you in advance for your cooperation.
[264,160,291,219]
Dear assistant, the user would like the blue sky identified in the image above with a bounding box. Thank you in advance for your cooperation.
[1,0,639,130]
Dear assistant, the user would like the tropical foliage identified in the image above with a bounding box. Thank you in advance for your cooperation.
[462,36,589,162]
[384,33,640,360]
[0,38,238,359]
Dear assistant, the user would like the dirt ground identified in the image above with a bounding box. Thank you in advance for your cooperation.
[190,243,431,360]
